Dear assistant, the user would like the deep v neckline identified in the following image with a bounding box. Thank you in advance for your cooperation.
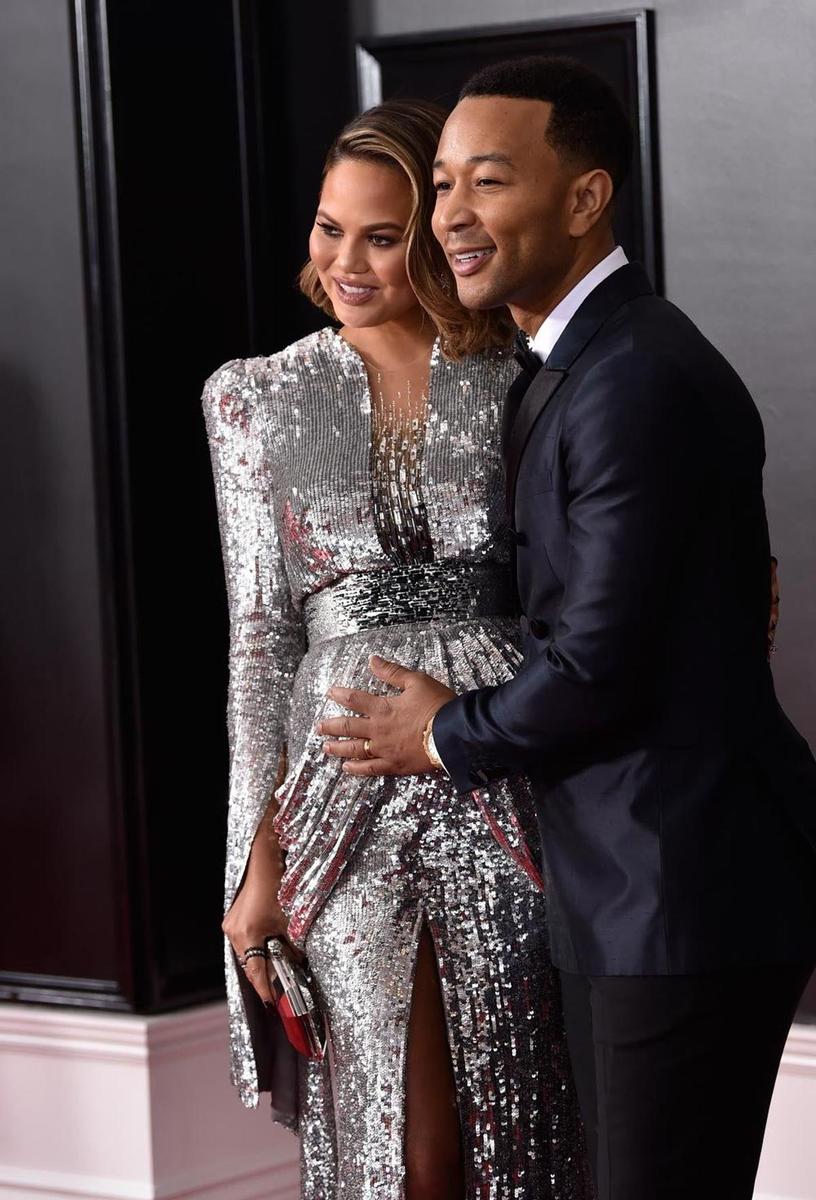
[330,327,440,428]
[330,328,441,563]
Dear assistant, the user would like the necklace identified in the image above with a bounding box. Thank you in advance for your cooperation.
[356,345,433,375]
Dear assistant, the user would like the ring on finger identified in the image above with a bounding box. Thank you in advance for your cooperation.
[363,738,374,759]
[240,945,269,968]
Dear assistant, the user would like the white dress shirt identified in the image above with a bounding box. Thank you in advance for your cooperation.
[428,245,629,776]
[528,244,629,363]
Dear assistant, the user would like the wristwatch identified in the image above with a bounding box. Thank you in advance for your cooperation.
[422,715,444,770]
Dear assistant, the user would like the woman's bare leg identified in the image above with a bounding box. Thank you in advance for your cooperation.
[404,923,465,1200]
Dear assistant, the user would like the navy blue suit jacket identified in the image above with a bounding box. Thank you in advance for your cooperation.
[434,263,816,975]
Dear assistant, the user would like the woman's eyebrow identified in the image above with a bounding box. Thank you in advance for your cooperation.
[316,209,404,232]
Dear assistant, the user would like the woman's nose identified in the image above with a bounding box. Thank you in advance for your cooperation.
[335,237,369,275]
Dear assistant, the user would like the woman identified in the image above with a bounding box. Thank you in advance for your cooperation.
[202,100,591,1199]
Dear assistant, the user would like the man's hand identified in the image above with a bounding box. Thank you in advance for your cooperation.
[317,654,456,776]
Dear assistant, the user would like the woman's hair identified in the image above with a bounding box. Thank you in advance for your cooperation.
[298,99,514,360]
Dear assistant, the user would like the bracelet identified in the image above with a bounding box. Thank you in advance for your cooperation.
[422,716,443,769]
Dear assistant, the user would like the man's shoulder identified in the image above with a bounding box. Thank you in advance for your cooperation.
[582,290,743,390]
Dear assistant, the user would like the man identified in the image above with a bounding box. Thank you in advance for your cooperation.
[318,57,816,1198]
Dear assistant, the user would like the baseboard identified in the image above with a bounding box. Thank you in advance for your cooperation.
[0,1160,299,1200]
[0,1001,299,1200]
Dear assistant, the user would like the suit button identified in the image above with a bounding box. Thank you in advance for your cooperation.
[519,615,530,636]
[529,618,549,639]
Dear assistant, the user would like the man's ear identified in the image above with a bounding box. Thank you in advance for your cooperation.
[567,168,615,237]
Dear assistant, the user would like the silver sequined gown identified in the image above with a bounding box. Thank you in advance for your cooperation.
[202,328,591,1199]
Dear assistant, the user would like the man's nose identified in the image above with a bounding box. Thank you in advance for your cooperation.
[434,185,476,233]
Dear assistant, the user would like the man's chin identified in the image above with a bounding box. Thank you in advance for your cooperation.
[454,276,506,312]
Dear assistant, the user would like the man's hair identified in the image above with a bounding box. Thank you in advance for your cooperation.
[460,55,633,192]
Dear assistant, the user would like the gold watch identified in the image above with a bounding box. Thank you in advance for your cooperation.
[422,716,444,769]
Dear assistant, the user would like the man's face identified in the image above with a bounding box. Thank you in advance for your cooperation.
[432,96,576,313]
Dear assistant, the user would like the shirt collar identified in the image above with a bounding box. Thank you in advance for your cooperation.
[527,246,629,363]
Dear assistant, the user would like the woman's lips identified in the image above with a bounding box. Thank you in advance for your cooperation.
[334,279,378,306]
[449,247,496,277]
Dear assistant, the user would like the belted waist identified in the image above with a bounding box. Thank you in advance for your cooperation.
[303,560,516,648]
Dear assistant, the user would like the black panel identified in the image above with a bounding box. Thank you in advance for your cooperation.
[0,0,124,1006]
[1,0,354,1015]
[97,0,355,1010]
[250,0,359,348]
[358,10,663,292]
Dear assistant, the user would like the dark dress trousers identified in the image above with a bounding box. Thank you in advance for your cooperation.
[433,263,816,1197]
[434,262,816,978]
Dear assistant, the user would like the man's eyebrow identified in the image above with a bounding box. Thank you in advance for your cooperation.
[316,209,404,232]
[469,153,514,166]
[433,153,515,169]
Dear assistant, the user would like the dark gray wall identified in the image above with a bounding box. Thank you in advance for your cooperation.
[0,4,120,979]
[359,0,816,746]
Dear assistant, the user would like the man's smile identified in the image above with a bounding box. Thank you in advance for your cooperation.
[448,245,497,276]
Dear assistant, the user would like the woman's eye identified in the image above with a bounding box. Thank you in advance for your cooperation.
[317,222,341,237]
[369,235,395,247]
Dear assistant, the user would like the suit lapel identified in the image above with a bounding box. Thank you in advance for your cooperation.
[500,367,532,453]
[504,370,567,511]
[502,262,656,515]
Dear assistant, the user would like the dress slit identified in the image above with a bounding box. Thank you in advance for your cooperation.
[403,915,465,1198]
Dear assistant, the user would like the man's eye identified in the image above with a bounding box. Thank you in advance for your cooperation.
[433,180,451,193]
[476,177,501,187]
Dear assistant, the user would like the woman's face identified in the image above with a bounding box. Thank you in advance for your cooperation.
[308,158,420,329]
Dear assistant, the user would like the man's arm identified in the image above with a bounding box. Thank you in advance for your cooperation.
[434,352,707,793]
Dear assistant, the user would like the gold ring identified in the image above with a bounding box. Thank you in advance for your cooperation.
[363,738,373,759]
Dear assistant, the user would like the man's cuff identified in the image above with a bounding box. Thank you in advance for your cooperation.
[431,690,509,794]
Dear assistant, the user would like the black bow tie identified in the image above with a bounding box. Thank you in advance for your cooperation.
[513,329,542,377]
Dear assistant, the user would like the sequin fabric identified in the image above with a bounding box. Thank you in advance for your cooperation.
[202,327,591,1198]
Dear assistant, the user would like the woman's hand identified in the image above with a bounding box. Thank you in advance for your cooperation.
[222,752,303,1007]
[223,871,303,1008]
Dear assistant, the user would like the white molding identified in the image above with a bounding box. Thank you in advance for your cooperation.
[0,1001,299,1200]
[0,1159,300,1200]
[777,1023,816,1076]
[0,1001,230,1066]
[355,44,382,109]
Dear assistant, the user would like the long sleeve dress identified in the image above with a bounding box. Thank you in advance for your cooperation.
[202,327,591,1200]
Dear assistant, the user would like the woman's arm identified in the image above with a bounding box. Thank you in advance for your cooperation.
[202,360,306,1010]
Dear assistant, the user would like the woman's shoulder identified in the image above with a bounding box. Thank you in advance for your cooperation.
[203,328,334,391]
[201,328,348,427]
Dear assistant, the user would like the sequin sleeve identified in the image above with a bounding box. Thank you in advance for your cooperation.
[202,359,306,1114]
